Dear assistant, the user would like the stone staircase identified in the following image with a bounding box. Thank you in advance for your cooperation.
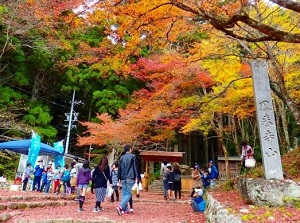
[0,193,75,222]
[148,179,163,193]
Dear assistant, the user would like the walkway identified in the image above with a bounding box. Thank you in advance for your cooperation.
[0,190,206,223]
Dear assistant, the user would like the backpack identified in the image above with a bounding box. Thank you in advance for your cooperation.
[61,170,70,182]
[174,173,181,182]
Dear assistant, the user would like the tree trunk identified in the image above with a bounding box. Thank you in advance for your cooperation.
[231,117,239,155]
[277,98,290,152]
[266,46,300,127]
[215,113,230,180]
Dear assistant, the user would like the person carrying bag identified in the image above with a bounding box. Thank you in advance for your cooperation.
[240,141,256,171]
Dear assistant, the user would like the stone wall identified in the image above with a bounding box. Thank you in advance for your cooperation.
[205,193,242,223]
[238,178,300,207]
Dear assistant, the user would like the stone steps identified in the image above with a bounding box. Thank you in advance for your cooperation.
[0,194,76,222]
[148,179,163,192]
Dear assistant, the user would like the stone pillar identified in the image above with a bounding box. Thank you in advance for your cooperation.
[251,60,283,180]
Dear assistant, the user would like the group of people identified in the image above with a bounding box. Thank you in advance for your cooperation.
[189,160,219,213]
[20,144,141,215]
[159,159,218,213]
[161,161,182,201]
[191,160,219,195]
[22,158,81,195]
[19,140,254,215]
[188,141,255,213]
[76,144,141,215]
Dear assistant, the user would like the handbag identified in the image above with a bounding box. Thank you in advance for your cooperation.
[131,182,138,194]
[245,158,256,168]
[102,172,114,197]
[138,182,143,191]
[106,184,114,197]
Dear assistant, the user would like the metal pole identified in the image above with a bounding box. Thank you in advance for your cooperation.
[65,90,75,154]
[88,145,92,162]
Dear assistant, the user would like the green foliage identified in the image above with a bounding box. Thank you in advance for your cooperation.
[139,46,150,57]
[283,197,300,208]
[23,105,53,126]
[0,153,20,181]
[22,104,57,141]
[27,41,53,69]
[0,87,24,109]
[177,30,208,44]
[241,163,264,178]
[219,179,236,191]
[149,170,161,185]
[33,126,57,143]
[84,26,105,47]
[71,26,105,48]
[93,87,129,114]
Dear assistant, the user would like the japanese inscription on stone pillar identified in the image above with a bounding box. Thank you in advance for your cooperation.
[251,60,283,180]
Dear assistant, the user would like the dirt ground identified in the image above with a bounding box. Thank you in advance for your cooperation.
[0,189,205,223]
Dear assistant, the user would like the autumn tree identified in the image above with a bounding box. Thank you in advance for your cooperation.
[167,0,300,127]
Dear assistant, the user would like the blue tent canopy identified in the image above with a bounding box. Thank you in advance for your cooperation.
[0,139,64,155]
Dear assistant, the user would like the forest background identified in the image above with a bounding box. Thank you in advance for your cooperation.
[1,0,300,180]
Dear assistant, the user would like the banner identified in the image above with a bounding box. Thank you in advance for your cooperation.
[54,140,65,168]
[27,131,41,166]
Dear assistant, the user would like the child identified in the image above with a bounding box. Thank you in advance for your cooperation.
[60,164,71,195]
[45,168,54,194]
[166,165,175,201]
[53,166,61,194]
[191,188,206,212]
[110,161,119,202]
[39,171,48,192]
[201,169,210,189]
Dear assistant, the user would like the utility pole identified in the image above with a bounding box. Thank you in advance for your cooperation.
[88,145,93,162]
[65,90,81,154]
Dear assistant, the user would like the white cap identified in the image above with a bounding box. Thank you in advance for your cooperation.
[194,188,203,196]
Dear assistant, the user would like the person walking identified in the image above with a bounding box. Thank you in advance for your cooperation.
[110,161,119,202]
[22,163,33,191]
[166,165,175,201]
[160,160,169,200]
[173,163,182,200]
[91,156,112,212]
[136,169,142,198]
[76,160,92,212]
[115,144,139,215]
[72,157,82,200]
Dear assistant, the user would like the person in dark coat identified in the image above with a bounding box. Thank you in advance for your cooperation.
[91,156,112,212]
[173,163,182,200]
[115,144,139,215]
[32,160,44,191]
